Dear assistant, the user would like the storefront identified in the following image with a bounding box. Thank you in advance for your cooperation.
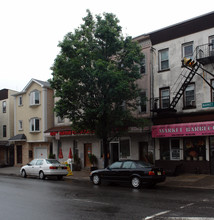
[152,121,214,174]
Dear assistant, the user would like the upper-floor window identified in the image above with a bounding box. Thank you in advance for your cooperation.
[159,49,169,71]
[182,42,193,58]
[140,57,146,74]
[18,120,23,131]
[18,96,23,106]
[2,101,6,113]
[160,88,170,109]
[139,91,147,113]
[184,83,195,108]
[30,118,40,132]
[209,36,214,56]
[3,125,6,137]
[30,90,40,106]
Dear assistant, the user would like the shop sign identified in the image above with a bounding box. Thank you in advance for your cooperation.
[152,121,214,138]
[202,102,214,108]
[50,130,94,136]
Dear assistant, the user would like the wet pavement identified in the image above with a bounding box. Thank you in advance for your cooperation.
[1,166,214,190]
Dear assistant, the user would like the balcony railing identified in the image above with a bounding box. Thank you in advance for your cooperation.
[196,43,214,65]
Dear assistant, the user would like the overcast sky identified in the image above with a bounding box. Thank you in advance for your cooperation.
[0,0,213,91]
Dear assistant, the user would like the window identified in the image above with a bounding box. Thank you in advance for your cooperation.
[36,160,43,165]
[139,91,147,113]
[211,80,214,102]
[30,118,40,132]
[184,137,206,161]
[184,83,195,107]
[159,49,169,71]
[160,139,170,160]
[2,101,6,113]
[3,125,6,137]
[18,96,23,106]
[18,120,23,130]
[30,90,40,106]
[160,88,170,109]
[109,161,122,169]
[140,57,146,74]
[209,36,214,56]
[160,139,180,160]
[57,116,64,123]
[120,139,130,158]
[170,139,180,160]
[182,42,193,58]
[122,161,133,169]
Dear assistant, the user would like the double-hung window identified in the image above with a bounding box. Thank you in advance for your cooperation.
[30,118,40,132]
[2,101,6,113]
[139,91,147,113]
[211,79,214,102]
[182,42,193,58]
[159,49,169,71]
[30,90,40,106]
[140,56,146,74]
[184,83,195,107]
[160,88,170,109]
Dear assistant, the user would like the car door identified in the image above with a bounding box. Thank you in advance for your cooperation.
[103,161,122,182]
[25,159,37,175]
[120,161,133,182]
[34,159,44,176]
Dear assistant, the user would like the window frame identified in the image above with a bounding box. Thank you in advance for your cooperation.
[158,49,169,71]
[2,101,6,113]
[30,90,40,106]
[140,56,146,74]
[160,87,170,109]
[182,42,194,59]
[3,125,6,137]
[139,91,147,113]
[18,96,23,106]
[30,118,40,132]
[18,120,23,131]
[211,79,214,102]
[183,83,196,108]
[120,139,130,158]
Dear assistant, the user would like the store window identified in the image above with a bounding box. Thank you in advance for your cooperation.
[160,139,170,160]
[171,139,180,160]
[184,137,206,161]
[120,139,130,158]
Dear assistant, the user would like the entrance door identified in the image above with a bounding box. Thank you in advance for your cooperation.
[139,142,148,162]
[110,142,119,163]
[210,137,214,175]
[17,145,22,164]
[84,143,92,168]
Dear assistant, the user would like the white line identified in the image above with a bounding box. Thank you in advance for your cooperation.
[180,203,194,209]
[72,198,110,206]
[144,210,171,220]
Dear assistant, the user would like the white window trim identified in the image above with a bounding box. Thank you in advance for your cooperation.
[30,90,40,106]
[18,96,23,106]
[18,120,23,131]
[159,49,169,71]
[182,42,194,59]
[30,118,40,132]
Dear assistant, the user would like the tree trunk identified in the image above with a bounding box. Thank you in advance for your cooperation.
[103,137,109,168]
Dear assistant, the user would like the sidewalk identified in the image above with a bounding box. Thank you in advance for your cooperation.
[1,166,214,189]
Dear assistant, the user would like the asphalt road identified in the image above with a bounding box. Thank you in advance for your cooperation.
[0,175,214,220]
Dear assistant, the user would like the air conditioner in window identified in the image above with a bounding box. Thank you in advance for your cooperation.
[190,100,196,106]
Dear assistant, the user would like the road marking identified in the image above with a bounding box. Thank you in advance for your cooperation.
[72,198,110,206]
[180,203,194,209]
[144,210,171,220]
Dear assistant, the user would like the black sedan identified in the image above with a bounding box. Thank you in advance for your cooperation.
[90,160,166,188]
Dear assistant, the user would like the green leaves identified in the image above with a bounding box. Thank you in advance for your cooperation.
[50,10,145,138]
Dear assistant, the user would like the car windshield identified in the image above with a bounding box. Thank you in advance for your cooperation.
[136,161,152,168]
[46,159,60,164]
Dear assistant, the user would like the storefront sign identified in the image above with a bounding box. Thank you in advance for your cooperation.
[50,130,94,136]
[202,102,214,108]
[152,121,214,138]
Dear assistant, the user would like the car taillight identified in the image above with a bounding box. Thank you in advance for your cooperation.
[149,171,155,176]
[163,171,166,175]
[62,167,67,169]
[49,166,57,169]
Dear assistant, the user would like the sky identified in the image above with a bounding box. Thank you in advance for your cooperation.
[0,0,213,91]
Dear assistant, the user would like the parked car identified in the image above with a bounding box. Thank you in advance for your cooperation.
[20,159,68,180]
[90,160,166,188]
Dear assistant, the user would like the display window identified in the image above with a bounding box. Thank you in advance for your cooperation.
[184,137,206,161]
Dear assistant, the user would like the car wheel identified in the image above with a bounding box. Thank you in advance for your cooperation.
[92,174,101,185]
[131,176,141,189]
[39,171,45,180]
[21,169,27,178]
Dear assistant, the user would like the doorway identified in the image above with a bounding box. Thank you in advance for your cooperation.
[139,142,148,162]
[210,137,214,175]
[84,143,92,168]
[17,145,22,164]
[110,142,119,163]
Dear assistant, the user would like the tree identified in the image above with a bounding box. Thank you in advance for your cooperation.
[50,10,146,168]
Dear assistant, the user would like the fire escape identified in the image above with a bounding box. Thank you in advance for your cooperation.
[152,42,214,114]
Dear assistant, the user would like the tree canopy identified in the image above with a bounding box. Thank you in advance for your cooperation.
[50,10,145,167]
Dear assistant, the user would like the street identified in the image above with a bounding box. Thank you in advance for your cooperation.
[0,175,214,220]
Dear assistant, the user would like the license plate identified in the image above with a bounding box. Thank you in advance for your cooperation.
[157,171,161,175]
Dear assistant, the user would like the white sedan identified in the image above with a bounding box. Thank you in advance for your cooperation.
[20,159,68,180]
